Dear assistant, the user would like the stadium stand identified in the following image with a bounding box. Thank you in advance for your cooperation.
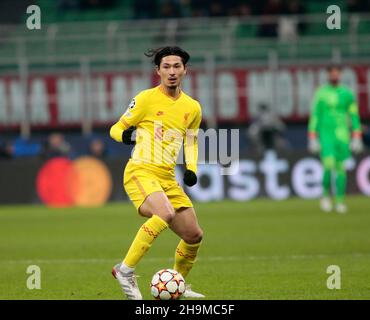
[1,1,370,64]
[0,1,369,157]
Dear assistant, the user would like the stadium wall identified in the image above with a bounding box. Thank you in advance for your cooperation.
[1,64,370,132]
[1,151,369,205]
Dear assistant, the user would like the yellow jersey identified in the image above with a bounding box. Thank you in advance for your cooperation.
[110,86,202,175]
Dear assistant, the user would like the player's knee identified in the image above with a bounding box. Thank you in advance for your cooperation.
[141,199,175,223]
[194,230,203,244]
[184,229,203,244]
[164,212,176,224]
[157,204,176,224]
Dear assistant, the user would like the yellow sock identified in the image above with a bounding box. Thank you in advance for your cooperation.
[173,240,201,278]
[123,215,168,268]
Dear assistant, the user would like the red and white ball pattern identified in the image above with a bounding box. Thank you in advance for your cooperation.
[150,269,186,300]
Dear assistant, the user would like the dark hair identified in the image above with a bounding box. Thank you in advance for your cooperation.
[145,46,190,67]
[326,64,342,72]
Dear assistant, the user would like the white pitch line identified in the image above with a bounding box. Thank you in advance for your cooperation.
[1,252,370,265]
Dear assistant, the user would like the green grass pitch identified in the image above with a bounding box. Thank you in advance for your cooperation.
[1,196,370,300]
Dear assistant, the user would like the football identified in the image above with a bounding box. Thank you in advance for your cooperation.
[150,269,186,300]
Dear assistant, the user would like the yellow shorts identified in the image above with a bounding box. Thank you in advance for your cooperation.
[123,160,193,212]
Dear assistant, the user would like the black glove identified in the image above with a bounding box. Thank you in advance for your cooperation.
[122,126,136,145]
[183,170,197,187]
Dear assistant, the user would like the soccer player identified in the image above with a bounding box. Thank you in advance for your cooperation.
[109,46,204,299]
[308,65,363,213]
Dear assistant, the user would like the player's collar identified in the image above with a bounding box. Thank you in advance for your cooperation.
[158,85,182,101]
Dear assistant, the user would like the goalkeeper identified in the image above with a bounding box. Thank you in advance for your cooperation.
[109,47,204,299]
[308,65,363,213]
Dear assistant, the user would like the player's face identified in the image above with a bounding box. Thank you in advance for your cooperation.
[328,68,341,85]
[157,55,186,89]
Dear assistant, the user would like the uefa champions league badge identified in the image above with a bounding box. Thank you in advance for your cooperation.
[124,98,136,117]
[128,98,136,109]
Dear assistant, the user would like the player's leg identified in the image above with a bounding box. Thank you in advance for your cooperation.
[334,159,347,213]
[322,157,333,197]
[113,191,174,300]
[169,206,205,298]
[334,141,350,214]
[163,181,203,278]
[163,179,205,298]
[122,191,175,270]
[170,207,203,278]
[320,155,335,212]
[113,167,174,300]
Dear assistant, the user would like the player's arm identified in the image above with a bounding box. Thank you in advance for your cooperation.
[110,121,135,144]
[110,95,145,144]
[307,90,321,153]
[348,92,363,153]
[183,106,202,186]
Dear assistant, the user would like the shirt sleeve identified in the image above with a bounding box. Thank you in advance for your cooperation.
[184,104,202,174]
[308,89,321,138]
[109,92,146,142]
[119,93,146,129]
[347,91,362,136]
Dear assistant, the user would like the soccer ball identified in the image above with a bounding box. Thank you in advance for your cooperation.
[150,269,186,300]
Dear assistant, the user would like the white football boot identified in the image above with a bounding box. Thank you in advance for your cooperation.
[320,197,333,212]
[183,284,205,298]
[112,264,142,300]
[335,203,348,214]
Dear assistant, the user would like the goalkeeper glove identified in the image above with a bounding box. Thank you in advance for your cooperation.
[350,136,363,154]
[308,136,320,154]
[122,126,136,145]
[183,170,197,187]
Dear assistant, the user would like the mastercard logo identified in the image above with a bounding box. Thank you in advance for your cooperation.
[36,156,113,208]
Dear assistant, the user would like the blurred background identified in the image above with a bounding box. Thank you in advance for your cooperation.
[0,0,370,206]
